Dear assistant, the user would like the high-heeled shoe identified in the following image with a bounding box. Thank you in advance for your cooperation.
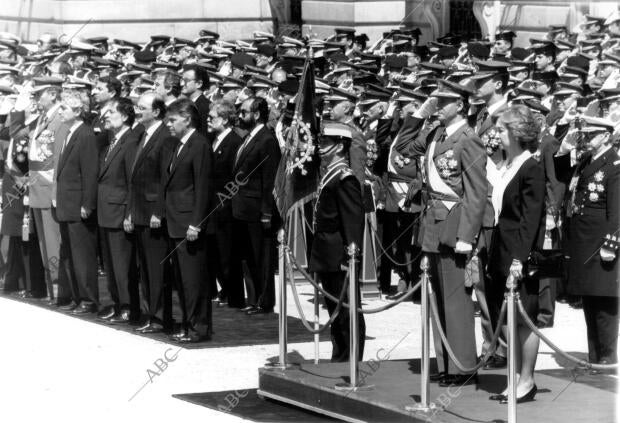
[499,384,537,404]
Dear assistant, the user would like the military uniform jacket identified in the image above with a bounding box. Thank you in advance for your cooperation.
[555,148,620,297]
[407,118,487,252]
[385,114,426,213]
[28,104,68,208]
[308,161,365,273]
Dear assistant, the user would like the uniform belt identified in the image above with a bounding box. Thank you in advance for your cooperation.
[426,189,461,204]
[387,172,413,183]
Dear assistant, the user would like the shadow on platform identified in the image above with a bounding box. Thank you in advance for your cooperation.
[0,287,319,349]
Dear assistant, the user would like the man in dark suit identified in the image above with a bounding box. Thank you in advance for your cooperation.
[308,122,365,362]
[206,100,244,308]
[407,80,487,386]
[163,99,213,343]
[55,91,99,314]
[97,98,139,323]
[125,92,176,334]
[231,97,281,315]
[181,64,210,136]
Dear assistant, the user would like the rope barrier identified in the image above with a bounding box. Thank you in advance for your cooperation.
[287,249,421,314]
[285,252,348,334]
[516,298,619,371]
[428,286,508,374]
[370,225,420,267]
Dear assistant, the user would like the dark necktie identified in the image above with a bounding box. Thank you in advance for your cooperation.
[169,142,181,172]
[131,132,148,171]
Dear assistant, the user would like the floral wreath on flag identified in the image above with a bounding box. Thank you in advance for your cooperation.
[286,113,316,176]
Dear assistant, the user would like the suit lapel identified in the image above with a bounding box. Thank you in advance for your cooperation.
[167,133,194,182]
[133,124,162,173]
[58,124,82,173]
[235,127,263,170]
[99,131,129,178]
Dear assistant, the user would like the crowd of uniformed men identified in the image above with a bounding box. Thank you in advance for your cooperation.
[0,12,617,379]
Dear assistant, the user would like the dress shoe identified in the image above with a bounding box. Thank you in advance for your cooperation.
[429,371,447,382]
[97,306,117,321]
[590,360,615,375]
[72,303,97,315]
[489,393,507,401]
[499,385,537,404]
[246,306,273,315]
[12,290,27,298]
[439,373,478,387]
[138,323,164,334]
[176,333,211,343]
[240,305,256,312]
[22,291,35,299]
[109,310,131,324]
[135,321,152,332]
[484,355,507,369]
[170,329,188,340]
[59,301,79,311]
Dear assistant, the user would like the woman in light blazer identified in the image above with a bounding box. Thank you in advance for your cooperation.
[487,105,546,404]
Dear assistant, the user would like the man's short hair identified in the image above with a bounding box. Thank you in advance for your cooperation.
[99,76,122,98]
[211,100,236,125]
[168,98,200,130]
[184,64,210,90]
[111,97,136,127]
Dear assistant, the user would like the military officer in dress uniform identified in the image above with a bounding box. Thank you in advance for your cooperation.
[308,121,366,363]
[407,80,487,386]
[554,116,619,370]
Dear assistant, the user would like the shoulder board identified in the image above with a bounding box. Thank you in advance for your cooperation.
[340,168,354,180]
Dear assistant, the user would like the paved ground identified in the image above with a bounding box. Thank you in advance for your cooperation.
[0,277,616,423]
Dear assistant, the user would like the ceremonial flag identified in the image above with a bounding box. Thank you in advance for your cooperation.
[273,56,320,219]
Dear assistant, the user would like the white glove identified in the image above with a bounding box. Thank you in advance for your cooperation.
[600,247,616,262]
[454,240,473,255]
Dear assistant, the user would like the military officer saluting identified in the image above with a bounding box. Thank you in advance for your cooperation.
[554,116,620,370]
[308,121,366,363]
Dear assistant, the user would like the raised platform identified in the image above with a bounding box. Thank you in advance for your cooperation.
[258,359,617,423]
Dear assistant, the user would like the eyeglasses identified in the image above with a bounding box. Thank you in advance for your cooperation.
[182,78,196,83]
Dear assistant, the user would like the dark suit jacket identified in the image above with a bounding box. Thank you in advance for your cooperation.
[231,125,281,222]
[162,130,213,238]
[97,128,139,228]
[489,157,545,277]
[193,94,210,136]
[55,122,99,222]
[211,129,243,222]
[128,122,176,226]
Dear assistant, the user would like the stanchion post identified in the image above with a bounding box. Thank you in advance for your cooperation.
[314,274,320,364]
[335,243,373,392]
[265,229,293,370]
[406,255,435,413]
[506,274,518,423]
